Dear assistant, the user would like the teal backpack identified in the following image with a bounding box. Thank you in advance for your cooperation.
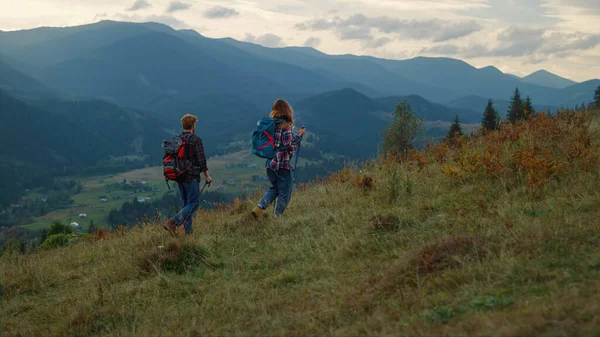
[252,117,286,159]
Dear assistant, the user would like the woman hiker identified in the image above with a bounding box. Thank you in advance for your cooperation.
[252,99,305,219]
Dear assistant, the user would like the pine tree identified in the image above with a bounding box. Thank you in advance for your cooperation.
[594,86,600,108]
[507,87,524,122]
[482,99,499,131]
[447,115,463,139]
[524,95,535,118]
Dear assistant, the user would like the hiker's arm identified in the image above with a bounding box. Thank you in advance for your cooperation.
[277,128,303,152]
[194,138,211,183]
[194,137,208,173]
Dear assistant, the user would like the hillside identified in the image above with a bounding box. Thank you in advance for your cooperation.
[376,95,482,123]
[0,58,54,98]
[2,110,599,335]
[294,88,388,157]
[0,90,171,207]
[522,70,577,89]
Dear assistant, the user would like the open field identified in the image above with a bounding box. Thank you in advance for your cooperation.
[2,111,599,335]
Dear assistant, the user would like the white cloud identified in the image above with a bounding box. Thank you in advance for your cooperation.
[127,0,151,11]
[245,33,286,48]
[113,13,188,29]
[166,1,191,13]
[204,6,239,19]
[420,25,600,59]
[303,37,321,47]
[296,14,483,42]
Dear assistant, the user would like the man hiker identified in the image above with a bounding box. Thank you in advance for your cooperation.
[163,114,212,235]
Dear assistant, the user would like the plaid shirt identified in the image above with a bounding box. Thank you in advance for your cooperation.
[268,125,303,171]
[180,132,208,180]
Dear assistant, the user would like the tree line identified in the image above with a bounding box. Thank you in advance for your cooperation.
[448,85,600,140]
[383,86,600,157]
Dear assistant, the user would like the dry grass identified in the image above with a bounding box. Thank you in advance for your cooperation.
[2,110,600,336]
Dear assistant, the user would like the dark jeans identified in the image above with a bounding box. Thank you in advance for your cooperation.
[172,179,200,233]
[258,168,292,216]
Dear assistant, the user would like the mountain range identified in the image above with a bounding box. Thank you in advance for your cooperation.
[1,20,598,111]
[1,20,599,207]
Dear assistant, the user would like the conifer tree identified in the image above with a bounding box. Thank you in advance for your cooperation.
[448,115,463,139]
[507,87,524,122]
[524,95,535,118]
[482,99,499,131]
[594,86,600,108]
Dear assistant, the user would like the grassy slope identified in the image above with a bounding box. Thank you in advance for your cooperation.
[2,111,600,336]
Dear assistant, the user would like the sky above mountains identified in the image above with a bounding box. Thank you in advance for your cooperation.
[1,0,599,82]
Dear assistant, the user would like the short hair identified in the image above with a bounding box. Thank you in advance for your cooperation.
[181,114,198,130]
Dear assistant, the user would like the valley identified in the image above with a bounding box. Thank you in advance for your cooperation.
[1,7,600,335]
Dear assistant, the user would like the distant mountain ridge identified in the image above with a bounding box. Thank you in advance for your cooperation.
[522,70,577,89]
[375,95,482,123]
[1,20,598,111]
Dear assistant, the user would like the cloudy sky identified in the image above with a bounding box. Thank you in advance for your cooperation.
[1,0,599,81]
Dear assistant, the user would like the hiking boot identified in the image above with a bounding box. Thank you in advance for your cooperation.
[251,206,264,220]
[163,219,177,236]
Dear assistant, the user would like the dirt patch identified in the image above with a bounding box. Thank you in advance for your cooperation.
[408,235,484,275]
[138,241,213,275]
[346,235,486,313]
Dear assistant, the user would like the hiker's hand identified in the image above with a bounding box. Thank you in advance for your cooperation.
[204,171,212,184]
[299,127,306,136]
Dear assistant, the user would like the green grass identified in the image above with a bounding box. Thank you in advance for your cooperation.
[2,111,600,335]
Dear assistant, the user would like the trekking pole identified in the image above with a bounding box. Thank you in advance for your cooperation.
[200,181,211,193]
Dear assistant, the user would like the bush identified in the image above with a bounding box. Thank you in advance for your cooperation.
[40,233,74,250]
[48,221,73,236]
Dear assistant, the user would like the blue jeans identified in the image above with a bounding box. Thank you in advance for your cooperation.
[172,179,200,233]
[258,168,293,216]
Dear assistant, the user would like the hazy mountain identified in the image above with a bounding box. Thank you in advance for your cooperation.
[371,57,566,104]
[0,89,171,173]
[375,95,482,123]
[0,90,112,168]
[1,20,597,109]
[557,80,600,108]
[0,57,54,98]
[522,70,577,89]
[221,37,596,107]
[294,88,388,157]
[221,38,460,103]
[1,21,380,109]
[0,21,174,68]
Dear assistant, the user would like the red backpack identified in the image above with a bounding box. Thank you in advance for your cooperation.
[162,134,193,185]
